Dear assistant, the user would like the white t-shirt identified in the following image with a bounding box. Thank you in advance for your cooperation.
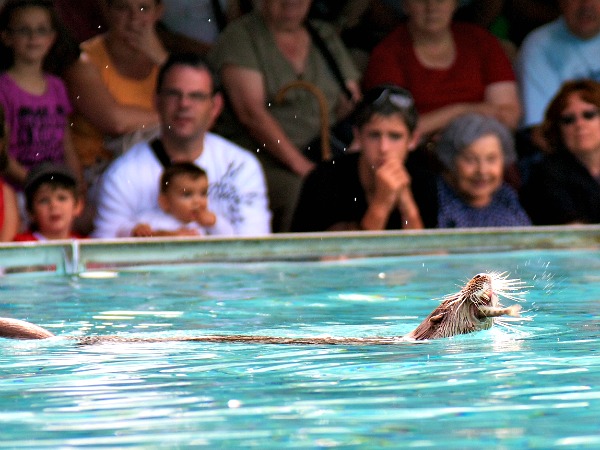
[93,132,271,238]
[516,17,600,127]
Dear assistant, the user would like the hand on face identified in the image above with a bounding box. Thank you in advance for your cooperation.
[371,156,412,209]
[110,0,165,62]
[122,19,160,53]
[194,209,217,228]
[357,113,414,210]
[121,17,166,64]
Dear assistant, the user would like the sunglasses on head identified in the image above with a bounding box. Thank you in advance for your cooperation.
[559,109,600,126]
[368,87,414,110]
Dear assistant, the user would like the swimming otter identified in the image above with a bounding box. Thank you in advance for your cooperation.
[0,272,524,344]
[404,272,524,340]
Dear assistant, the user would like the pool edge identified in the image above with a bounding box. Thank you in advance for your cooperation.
[0,225,598,275]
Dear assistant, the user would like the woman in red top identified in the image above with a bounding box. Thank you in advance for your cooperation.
[363,0,521,141]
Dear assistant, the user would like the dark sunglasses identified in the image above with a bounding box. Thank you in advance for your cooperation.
[559,109,600,126]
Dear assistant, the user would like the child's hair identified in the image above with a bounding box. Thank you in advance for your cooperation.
[160,162,208,194]
[24,162,79,212]
[0,0,79,75]
[352,84,418,133]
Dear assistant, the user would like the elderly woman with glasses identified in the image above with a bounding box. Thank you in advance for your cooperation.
[520,79,600,225]
[291,85,435,232]
[430,113,531,228]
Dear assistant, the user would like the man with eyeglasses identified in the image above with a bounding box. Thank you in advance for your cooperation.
[92,53,271,238]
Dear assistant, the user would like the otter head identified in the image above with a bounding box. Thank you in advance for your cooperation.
[464,272,498,320]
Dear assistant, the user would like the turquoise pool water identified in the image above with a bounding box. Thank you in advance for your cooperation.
[1,248,599,448]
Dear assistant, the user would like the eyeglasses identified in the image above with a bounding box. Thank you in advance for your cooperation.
[159,89,213,103]
[559,109,600,126]
[9,27,54,38]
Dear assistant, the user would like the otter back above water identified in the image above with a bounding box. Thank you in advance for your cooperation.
[0,272,525,344]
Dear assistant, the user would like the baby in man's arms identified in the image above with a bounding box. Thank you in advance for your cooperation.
[132,162,234,237]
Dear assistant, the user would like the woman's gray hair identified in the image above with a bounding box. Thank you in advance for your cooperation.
[435,113,516,171]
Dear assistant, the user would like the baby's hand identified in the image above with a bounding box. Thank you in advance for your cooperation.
[131,223,153,237]
[195,210,217,227]
[174,228,201,237]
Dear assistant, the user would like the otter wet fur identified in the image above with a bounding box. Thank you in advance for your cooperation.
[0,272,525,344]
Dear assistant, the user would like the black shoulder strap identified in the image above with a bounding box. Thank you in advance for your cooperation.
[211,0,228,31]
[305,21,353,100]
[150,138,172,168]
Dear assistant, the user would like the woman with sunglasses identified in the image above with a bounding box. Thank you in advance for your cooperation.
[520,79,600,225]
[291,85,435,232]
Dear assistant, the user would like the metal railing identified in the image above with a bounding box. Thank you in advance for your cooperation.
[0,226,599,276]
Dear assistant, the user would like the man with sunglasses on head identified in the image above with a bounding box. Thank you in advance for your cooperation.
[92,53,271,238]
[291,85,436,232]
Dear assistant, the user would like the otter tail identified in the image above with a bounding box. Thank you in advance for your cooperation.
[0,317,55,339]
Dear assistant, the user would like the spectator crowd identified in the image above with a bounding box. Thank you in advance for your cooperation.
[1,0,599,242]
